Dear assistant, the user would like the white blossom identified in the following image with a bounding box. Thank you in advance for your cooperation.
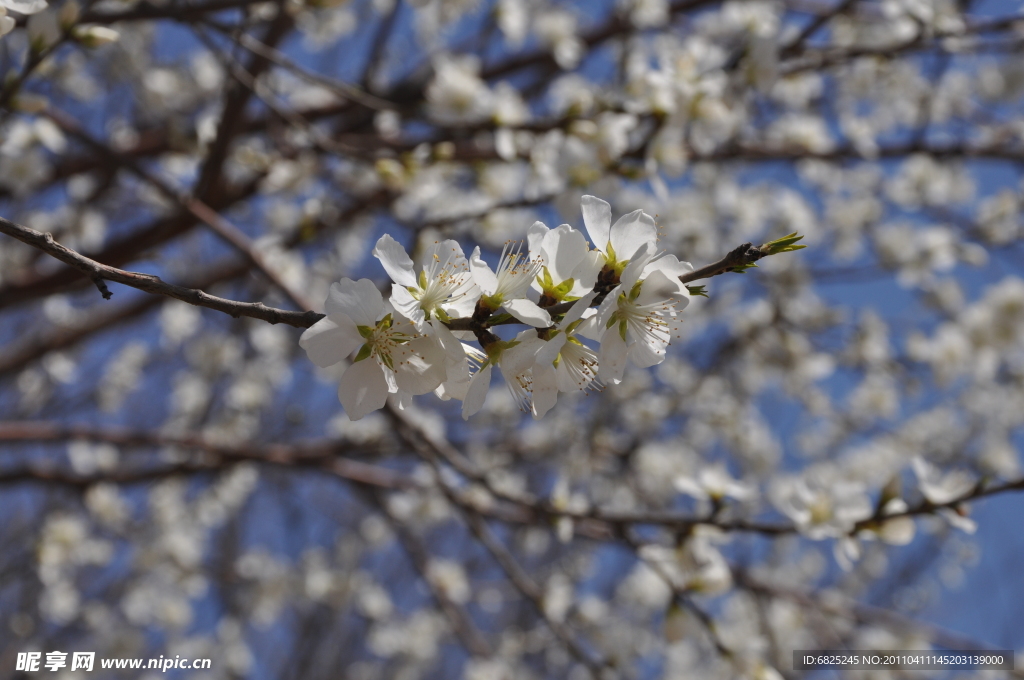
[912,457,975,505]
[373,234,477,328]
[426,54,493,123]
[299,278,447,420]
[674,464,755,503]
[512,293,601,419]
[526,220,603,303]
[461,329,541,419]
[578,194,658,272]
[0,7,15,36]
[470,241,551,327]
[2,0,47,15]
[584,252,692,383]
[770,477,873,540]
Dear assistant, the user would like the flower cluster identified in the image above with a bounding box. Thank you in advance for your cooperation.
[301,196,694,420]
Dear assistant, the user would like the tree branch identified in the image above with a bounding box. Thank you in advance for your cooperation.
[678,241,775,284]
[0,216,322,328]
[0,213,799,335]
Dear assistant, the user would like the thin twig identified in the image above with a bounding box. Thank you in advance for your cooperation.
[678,241,775,284]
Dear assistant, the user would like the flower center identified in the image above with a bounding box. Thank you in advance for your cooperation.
[355,314,414,370]
[492,241,543,302]
[608,286,677,348]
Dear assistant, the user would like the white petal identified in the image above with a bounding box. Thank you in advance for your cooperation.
[574,315,604,341]
[617,243,652,289]
[642,253,693,282]
[609,209,657,262]
[598,327,627,384]
[299,317,363,368]
[422,238,468,275]
[372,234,417,287]
[379,362,399,392]
[390,284,425,327]
[438,340,480,401]
[570,249,604,292]
[462,363,492,419]
[879,517,915,545]
[325,278,382,327]
[541,224,588,284]
[429,319,464,361]
[395,335,448,395]
[470,246,499,296]
[636,269,687,308]
[436,325,472,379]
[439,363,470,396]
[527,220,549,257]
[536,333,567,367]
[674,477,710,501]
[339,358,390,420]
[504,298,551,327]
[937,507,976,534]
[561,291,597,327]
[444,282,481,318]
[501,332,545,377]
[0,14,14,34]
[554,341,598,392]
[640,256,692,307]
[4,0,47,14]
[834,537,861,572]
[390,390,414,411]
[594,284,623,328]
[435,379,468,401]
[531,363,559,418]
[581,195,611,253]
[628,334,668,368]
[555,363,582,393]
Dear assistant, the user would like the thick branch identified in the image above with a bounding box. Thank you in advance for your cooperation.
[0,216,323,328]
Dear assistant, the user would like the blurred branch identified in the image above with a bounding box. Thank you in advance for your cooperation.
[0,419,785,537]
[78,0,276,23]
[735,569,1024,677]
[783,13,1024,75]
[367,490,495,658]
[203,21,398,111]
[462,511,616,677]
[855,475,1024,531]
[44,108,318,312]
[0,420,414,489]
[0,38,69,110]
[0,176,265,312]
[0,258,252,380]
[479,0,721,83]
[780,0,859,57]
[361,0,402,93]
[193,6,293,201]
